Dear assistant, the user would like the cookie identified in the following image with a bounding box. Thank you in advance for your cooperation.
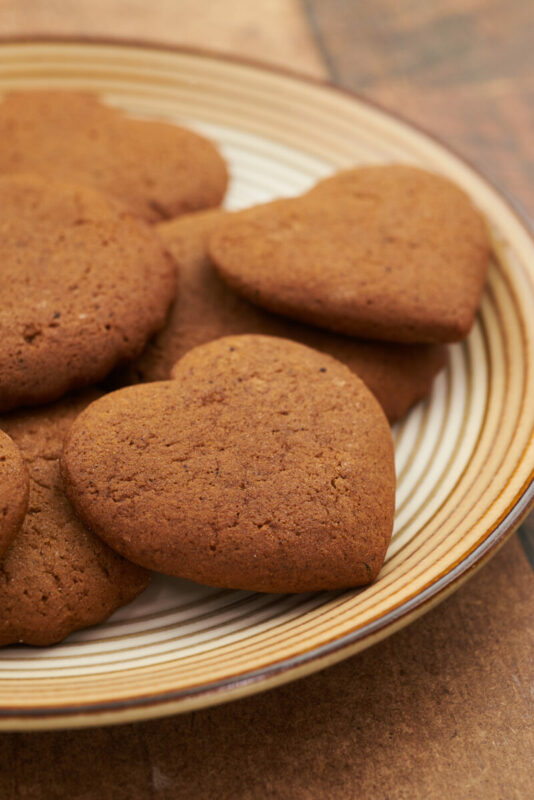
[209,165,491,343]
[118,209,446,423]
[0,90,228,221]
[61,336,396,593]
[0,430,29,559]
[0,173,176,412]
[0,393,150,647]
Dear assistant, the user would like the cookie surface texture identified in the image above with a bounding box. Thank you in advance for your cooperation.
[0,90,228,221]
[0,430,29,559]
[209,165,491,343]
[0,393,150,647]
[0,173,176,412]
[62,336,396,593]
[122,209,446,423]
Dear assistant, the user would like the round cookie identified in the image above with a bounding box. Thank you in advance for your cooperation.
[0,173,176,412]
[209,165,491,343]
[0,90,228,222]
[0,393,150,647]
[117,209,446,423]
[0,429,29,559]
[62,336,396,593]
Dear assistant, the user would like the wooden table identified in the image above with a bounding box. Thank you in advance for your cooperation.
[0,2,532,797]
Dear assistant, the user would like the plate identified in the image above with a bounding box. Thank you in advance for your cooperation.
[0,39,532,730]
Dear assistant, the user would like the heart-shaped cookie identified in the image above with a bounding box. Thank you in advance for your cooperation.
[0,392,150,646]
[117,208,447,423]
[62,335,396,593]
[0,429,29,559]
[209,165,491,343]
[0,173,176,412]
[0,91,228,222]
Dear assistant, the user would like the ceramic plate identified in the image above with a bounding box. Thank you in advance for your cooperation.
[0,39,532,730]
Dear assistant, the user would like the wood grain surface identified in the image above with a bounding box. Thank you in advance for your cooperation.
[0,0,326,78]
[304,0,534,214]
[0,2,533,798]
[0,537,532,799]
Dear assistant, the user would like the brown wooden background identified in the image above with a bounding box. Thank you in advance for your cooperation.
[0,2,533,798]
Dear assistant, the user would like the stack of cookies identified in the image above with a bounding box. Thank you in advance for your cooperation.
[0,91,491,647]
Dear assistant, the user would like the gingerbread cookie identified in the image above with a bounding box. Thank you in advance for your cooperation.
[62,336,396,593]
[209,165,491,343]
[0,173,176,412]
[118,209,446,423]
[0,90,228,221]
[0,430,29,559]
[0,393,150,647]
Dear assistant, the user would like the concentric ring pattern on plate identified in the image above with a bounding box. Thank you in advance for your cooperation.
[0,41,532,729]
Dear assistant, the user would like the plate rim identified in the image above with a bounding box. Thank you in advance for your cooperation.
[0,34,532,728]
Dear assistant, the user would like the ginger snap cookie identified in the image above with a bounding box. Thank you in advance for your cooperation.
[0,430,29,559]
[62,336,396,593]
[119,208,446,423]
[0,393,150,647]
[209,165,491,343]
[0,173,176,412]
[0,90,228,221]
